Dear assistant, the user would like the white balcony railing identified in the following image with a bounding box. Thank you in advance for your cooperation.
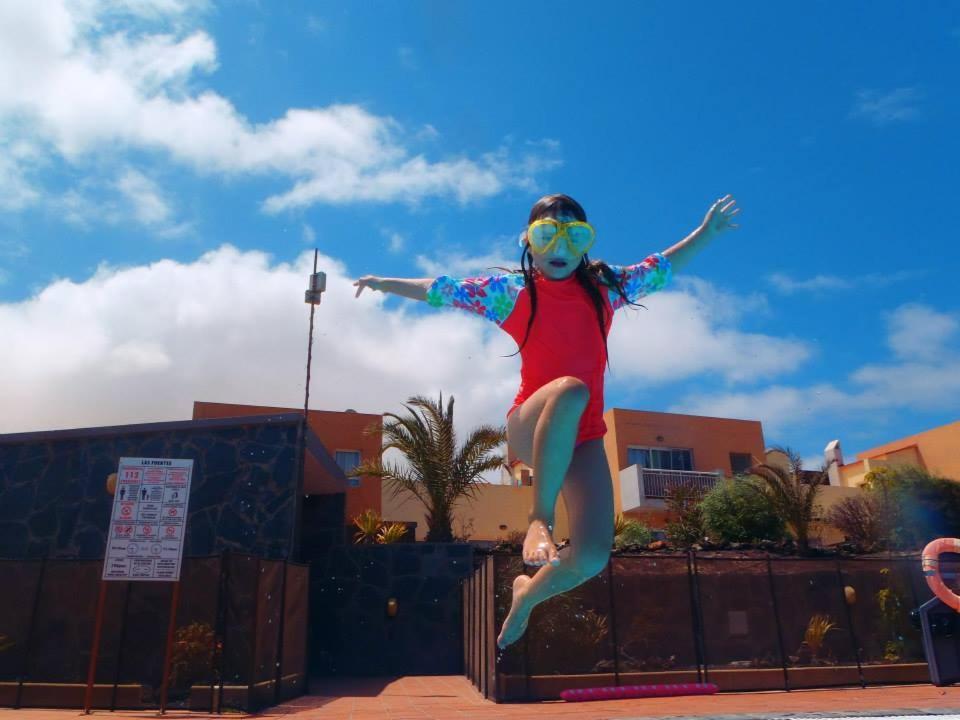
[618,465,722,509]
[640,468,721,498]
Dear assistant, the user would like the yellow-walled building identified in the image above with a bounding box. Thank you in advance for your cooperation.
[825,418,960,487]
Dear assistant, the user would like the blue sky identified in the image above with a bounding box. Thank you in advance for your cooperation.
[1,1,958,472]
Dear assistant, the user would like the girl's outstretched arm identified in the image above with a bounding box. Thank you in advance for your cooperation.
[353,275,433,301]
[663,194,740,273]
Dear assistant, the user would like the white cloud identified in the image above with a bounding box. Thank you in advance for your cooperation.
[609,276,801,385]
[0,239,29,259]
[48,167,186,234]
[669,302,960,436]
[302,223,316,244]
[115,168,172,225]
[768,273,852,294]
[885,303,958,361]
[0,2,557,219]
[0,247,822,441]
[380,229,405,253]
[0,245,522,436]
[0,140,43,211]
[768,270,918,295]
[850,87,921,126]
[414,247,517,277]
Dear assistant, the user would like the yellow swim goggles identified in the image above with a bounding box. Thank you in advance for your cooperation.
[523,219,596,255]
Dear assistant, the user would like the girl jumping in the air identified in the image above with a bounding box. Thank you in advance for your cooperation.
[354,193,739,649]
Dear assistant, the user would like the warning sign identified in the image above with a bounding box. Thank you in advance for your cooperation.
[102,458,193,582]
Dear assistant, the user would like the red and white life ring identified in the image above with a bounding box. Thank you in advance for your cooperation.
[922,538,960,611]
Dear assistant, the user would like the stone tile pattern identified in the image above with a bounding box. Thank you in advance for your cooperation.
[0,420,302,559]
[309,543,474,676]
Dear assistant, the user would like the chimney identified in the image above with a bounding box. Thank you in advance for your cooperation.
[824,440,843,486]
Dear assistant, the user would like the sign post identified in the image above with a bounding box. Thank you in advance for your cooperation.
[85,457,194,714]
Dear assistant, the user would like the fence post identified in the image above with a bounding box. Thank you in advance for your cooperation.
[83,580,109,714]
[15,557,47,710]
[110,581,133,710]
[606,559,621,686]
[216,550,232,714]
[684,551,702,683]
[273,561,289,707]
[690,550,710,683]
[482,555,490,699]
[247,557,263,712]
[765,556,791,691]
[835,558,865,688]
[159,580,182,714]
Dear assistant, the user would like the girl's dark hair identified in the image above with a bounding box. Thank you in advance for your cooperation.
[514,193,645,362]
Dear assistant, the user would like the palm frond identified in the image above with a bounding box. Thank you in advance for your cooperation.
[370,392,504,540]
[748,446,821,551]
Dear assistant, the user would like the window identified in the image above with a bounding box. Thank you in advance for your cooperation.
[627,446,693,471]
[335,450,362,488]
[730,452,753,475]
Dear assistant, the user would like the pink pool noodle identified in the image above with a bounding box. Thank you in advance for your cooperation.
[560,682,718,702]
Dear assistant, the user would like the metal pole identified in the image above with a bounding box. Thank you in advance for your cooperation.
[606,560,621,686]
[84,580,109,714]
[248,558,263,712]
[834,558,865,688]
[210,552,228,714]
[159,581,182,714]
[304,248,319,419]
[110,581,133,711]
[685,551,703,683]
[273,561,289,706]
[766,556,791,691]
[691,551,710,683]
[16,557,47,710]
[295,250,323,564]
[216,551,232,714]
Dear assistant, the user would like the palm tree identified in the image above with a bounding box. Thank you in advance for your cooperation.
[748,445,824,553]
[351,394,507,542]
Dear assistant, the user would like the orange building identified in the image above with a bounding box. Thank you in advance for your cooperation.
[192,401,382,522]
[602,407,767,524]
[825,418,960,487]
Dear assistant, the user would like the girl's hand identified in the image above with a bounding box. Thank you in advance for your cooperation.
[701,194,740,236]
[353,275,382,297]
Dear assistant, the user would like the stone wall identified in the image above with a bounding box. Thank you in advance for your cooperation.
[0,416,305,559]
[310,543,473,675]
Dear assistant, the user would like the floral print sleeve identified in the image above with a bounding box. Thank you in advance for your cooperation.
[426,273,525,326]
[605,252,673,310]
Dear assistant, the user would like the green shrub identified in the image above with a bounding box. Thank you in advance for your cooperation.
[702,477,785,544]
[614,519,653,549]
[665,482,707,548]
[865,465,960,549]
[826,494,893,550]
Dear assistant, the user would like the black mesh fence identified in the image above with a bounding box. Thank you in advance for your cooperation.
[469,551,935,701]
[0,553,308,712]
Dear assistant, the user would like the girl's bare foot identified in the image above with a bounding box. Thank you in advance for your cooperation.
[497,574,533,649]
[523,518,559,566]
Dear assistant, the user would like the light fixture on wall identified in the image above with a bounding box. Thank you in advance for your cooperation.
[498,524,508,530]
[656,435,664,442]
[106,473,117,495]
[386,598,398,617]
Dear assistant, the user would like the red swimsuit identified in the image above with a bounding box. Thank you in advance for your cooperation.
[426,253,672,444]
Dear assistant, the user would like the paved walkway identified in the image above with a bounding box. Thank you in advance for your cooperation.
[4,677,960,720]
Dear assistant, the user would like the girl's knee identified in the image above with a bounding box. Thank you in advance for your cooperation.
[552,376,589,411]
